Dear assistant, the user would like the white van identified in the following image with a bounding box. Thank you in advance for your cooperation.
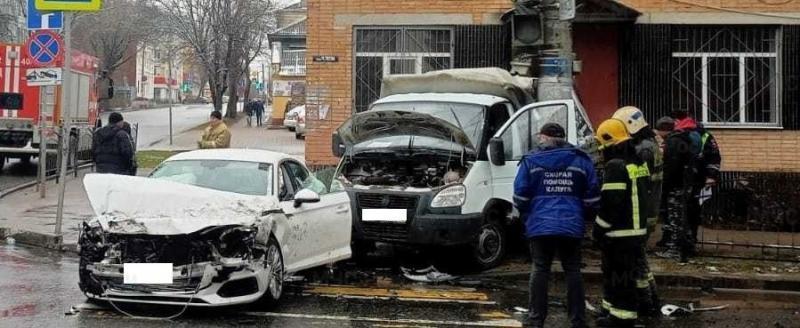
[332,69,594,268]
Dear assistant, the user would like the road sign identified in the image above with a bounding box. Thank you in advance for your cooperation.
[27,0,63,30]
[26,68,62,86]
[26,30,62,67]
[35,0,102,12]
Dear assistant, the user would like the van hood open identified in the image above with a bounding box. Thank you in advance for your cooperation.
[83,174,276,235]
[335,110,474,150]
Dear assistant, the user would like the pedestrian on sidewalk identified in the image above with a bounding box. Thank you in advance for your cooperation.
[612,107,662,315]
[198,111,231,149]
[674,109,721,255]
[92,112,135,175]
[592,119,651,328]
[121,122,138,176]
[244,100,255,127]
[654,117,695,263]
[255,99,265,127]
[514,123,599,328]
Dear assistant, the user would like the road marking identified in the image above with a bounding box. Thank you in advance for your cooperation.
[305,284,490,302]
[479,311,512,319]
[241,311,522,327]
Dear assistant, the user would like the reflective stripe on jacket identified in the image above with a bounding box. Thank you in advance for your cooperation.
[594,159,651,238]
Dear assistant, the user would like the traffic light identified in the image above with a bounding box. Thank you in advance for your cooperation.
[0,93,23,110]
[509,0,544,48]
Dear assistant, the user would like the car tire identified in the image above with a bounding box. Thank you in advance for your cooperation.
[261,236,284,306]
[471,221,507,270]
[287,127,295,132]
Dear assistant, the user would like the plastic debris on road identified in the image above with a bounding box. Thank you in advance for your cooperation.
[661,303,729,317]
[401,266,459,283]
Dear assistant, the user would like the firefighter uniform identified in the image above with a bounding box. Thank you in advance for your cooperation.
[613,107,663,315]
[593,119,652,327]
[687,125,721,248]
[656,117,696,262]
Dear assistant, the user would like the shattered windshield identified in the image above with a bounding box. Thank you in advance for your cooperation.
[150,160,273,196]
[370,102,486,148]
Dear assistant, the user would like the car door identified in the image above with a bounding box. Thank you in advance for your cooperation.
[277,160,352,273]
[489,100,576,205]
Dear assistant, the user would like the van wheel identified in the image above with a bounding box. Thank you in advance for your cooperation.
[471,222,506,270]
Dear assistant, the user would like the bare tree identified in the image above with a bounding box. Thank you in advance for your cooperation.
[0,0,26,43]
[72,0,160,76]
[154,0,276,116]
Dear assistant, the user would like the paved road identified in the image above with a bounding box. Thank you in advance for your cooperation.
[1,244,797,328]
[100,104,216,150]
[0,105,215,192]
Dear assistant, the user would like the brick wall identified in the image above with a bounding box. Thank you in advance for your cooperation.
[712,129,800,172]
[621,0,800,12]
[305,0,511,166]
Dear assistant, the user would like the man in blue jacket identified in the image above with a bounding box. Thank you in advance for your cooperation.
[514,123,600,328]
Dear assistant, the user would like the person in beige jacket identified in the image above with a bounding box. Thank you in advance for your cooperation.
[198,111,231,149]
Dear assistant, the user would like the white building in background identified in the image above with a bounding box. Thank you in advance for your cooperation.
[134,43,184,103]
[0,0,26,44]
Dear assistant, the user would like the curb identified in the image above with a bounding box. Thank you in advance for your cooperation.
[470,268,800,294]
[1,227,77,253]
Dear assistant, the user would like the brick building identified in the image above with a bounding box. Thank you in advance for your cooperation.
[305,0,800,176]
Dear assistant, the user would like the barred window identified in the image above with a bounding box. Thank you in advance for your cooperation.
[672,27,780,127]
[280,49,306,76]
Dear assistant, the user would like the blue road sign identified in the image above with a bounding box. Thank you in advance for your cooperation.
[28,30,62,66]
[27,0,63,30]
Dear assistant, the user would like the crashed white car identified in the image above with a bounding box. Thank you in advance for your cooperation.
[78,149,352,307]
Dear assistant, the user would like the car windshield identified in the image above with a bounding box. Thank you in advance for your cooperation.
[150,160,273,196]
[371,101,486,147]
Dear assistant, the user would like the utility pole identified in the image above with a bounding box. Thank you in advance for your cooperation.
[55,12,73,246]
[537,0,574,102]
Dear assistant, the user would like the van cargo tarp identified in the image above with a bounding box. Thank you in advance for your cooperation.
[380,68,535,108]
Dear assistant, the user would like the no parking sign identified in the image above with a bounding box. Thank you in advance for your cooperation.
[26,30,63,67]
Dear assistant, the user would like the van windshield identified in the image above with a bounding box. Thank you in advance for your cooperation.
[371,101,486,148]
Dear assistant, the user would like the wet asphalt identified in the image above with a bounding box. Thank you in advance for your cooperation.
[1,243,798,328]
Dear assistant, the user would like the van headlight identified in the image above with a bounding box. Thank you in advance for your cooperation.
[430,185,466,208]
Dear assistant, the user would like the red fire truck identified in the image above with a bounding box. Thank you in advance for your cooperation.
[0,43,99,171]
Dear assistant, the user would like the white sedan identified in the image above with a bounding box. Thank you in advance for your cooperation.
[283,105,304,131]
[78,149,352,307]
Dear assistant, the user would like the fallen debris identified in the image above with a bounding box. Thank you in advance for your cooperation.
[401,266,459,283]
[661,303,729,317]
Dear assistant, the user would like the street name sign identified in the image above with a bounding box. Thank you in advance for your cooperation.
[35,0,102,12]
[27,0,64,30]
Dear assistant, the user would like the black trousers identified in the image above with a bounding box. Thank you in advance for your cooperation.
[601,237,645,322]
[634,241,659,314]
[527,236,585,328]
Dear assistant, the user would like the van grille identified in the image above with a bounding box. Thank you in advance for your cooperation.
[357,193,418,209]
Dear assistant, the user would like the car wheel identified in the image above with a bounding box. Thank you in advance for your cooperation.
[471,221,507,270]
[262,237,284,306]
[287,127,295,132]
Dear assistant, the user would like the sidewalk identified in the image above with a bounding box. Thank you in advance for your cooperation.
[147,115,304,157]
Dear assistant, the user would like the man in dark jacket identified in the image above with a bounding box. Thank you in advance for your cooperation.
[92,112,134,174]
[674,111,721,252]
[514,123,600,328]
[593,119,651,328]
[655,116,695,263]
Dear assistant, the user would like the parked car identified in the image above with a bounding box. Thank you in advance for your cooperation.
[295,106,306,140]
[331,68,594,269]
[78,149,352,307]
[183,96,210,104]
[283,105,304,132]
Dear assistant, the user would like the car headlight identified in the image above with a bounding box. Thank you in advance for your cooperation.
[430,185,466,208]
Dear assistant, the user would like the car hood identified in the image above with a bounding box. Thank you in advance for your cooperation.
[335,110,473,149]
[83,174,277,235]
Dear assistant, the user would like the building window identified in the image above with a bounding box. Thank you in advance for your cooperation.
[672,26,780,127]
[354,27,453,113]
[279,49,306,76]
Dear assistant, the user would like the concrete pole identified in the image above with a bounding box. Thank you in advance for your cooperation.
[537,0,574,102]
[55,12,73,244]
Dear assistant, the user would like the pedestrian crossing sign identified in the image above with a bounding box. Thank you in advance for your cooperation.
[35,0,102,12]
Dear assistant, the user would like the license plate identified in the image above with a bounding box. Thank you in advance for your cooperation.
[123,263,174,284]
[362,209,407,223]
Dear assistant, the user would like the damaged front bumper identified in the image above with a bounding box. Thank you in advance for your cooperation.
[79,223,272,307]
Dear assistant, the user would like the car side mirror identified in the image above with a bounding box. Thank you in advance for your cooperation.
[332,133,346,158]
[489,137,506,166]
[293,188,321,208]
